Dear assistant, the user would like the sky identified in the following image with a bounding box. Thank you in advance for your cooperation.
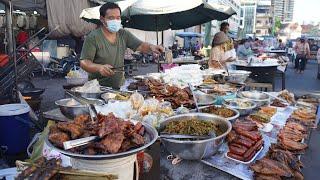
[293,0,320,24]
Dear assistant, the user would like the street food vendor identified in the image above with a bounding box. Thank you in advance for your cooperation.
[80,2,164,89]
[209,31,236,69]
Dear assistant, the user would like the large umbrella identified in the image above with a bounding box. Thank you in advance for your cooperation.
[80,0,236,32]
[175,32,203,38]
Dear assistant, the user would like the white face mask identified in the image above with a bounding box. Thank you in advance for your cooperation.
[104,19,122,33]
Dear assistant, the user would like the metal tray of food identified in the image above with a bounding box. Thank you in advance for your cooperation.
[45,120,158,160]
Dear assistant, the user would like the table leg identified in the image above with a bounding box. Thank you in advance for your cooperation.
[282,72,286,90]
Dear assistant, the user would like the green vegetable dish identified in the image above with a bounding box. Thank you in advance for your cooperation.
[162,119,223,136]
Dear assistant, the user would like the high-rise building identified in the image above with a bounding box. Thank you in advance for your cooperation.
[271,0,294,22]
[255,0,273,36]
[239,0,258,37]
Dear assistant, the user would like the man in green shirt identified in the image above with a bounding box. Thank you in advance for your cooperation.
[80,2,163,89]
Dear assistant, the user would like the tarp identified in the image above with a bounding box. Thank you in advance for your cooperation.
[0,0,46,16]
[46,0,96,38]
[175,32,203,38]
[80,0,236,31]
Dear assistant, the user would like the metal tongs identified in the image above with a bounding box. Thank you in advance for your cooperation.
[160,132,216,140]
[65,90,98,121]
[160,134,212,140]
[63,136,100,150]
[188,83,199,112]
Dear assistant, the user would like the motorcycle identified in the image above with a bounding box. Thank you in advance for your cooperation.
[47,49,80,77]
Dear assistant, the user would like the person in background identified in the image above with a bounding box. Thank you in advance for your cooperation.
[317,48,320,79]
[195,41,201,51]
[16,27,29,47]
[209,32,236,69]
[172,40,179,58]
[317,48,320,63]
[80,2,163,89]
[310,39,319,52]
[278,39,286,50]
[220,22,230,36]
[237,39,252,59]
[294,37,310,74]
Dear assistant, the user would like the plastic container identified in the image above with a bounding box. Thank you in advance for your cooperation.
[0,104,31,154]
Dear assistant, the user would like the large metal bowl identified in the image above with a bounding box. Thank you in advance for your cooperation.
[237,91,270,107]
[198,105,240,122]
[160,113,232,160]
[222,98,257,116]
[70,87,107,99]
[45,121,158,160]
[226,70,251,84]
[55,98,104,119]
[194,91,217,106]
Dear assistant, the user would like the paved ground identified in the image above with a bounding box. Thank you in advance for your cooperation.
[1,60,319,179]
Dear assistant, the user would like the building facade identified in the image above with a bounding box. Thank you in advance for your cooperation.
[239,0,257,37]
[255,0,272,36]
[271,0,294,23]
[208,0,242,36]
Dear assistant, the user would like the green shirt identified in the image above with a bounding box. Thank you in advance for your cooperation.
[80,28,142,89]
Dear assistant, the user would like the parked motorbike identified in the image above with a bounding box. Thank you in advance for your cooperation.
[47,50,80,77]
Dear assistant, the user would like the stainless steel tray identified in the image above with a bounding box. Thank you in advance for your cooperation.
[45,121,158,160]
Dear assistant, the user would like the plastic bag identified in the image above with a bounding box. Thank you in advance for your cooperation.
[130,91,144,110]
[138,97,159,116]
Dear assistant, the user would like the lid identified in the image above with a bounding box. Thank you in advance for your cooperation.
[0,104,30,116]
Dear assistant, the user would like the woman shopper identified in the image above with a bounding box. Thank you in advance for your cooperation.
[209,32,236,69]
[294,38,310,74]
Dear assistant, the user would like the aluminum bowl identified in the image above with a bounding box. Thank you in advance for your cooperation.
[198,105,240,122]
[226,70,251,84]
[70,87,107,99]
[45,120,158,160]
[55,98,104,119]
[160,113,232,160]
[222,98,257,116]
[237,91,270,107]
[194,91,217,106]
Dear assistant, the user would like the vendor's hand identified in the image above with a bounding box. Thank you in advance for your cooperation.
[150,45,164,55]
[98,64,114,77]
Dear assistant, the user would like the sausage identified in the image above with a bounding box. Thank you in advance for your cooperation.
[230,143,248,150]
[234,138,254,148]
[239,135,256,144]
[229,144,247,156]
[227,152,244,161]
[243,139,263,159]
[244,150,256,162]
[236,129,261,141]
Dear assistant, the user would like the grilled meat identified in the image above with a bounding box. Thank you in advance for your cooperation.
[101,132,125,154]
[57,122,83,139]
[250,158,293,177]
[49,113,147,155]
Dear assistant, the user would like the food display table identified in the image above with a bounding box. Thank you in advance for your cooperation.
[233,60,287,90]
[157,56,208,71]
[160,101,319,180]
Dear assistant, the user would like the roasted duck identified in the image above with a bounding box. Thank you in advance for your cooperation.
[250,158,293,178]
[48,113,145,155]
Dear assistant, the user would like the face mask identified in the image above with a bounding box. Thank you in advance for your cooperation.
[105,19,122,33]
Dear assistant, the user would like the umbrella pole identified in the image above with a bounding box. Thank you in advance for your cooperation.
[7,0,18,101]
[155,16,160,72]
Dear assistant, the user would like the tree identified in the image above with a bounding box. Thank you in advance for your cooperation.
[272,17,281,35]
